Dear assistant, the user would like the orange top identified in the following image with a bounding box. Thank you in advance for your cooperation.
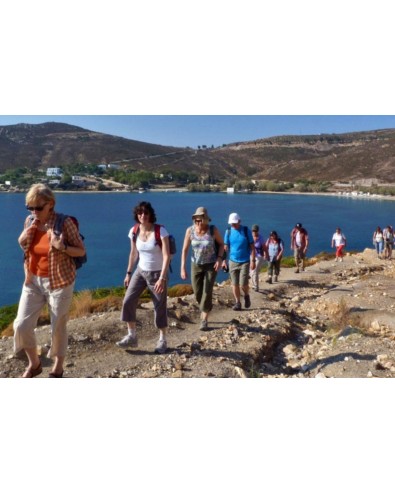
[29,230,50,277]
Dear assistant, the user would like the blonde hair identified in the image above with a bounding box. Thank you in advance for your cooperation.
[26,184,56,208]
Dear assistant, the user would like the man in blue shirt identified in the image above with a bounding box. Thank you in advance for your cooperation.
[223,213,255,310]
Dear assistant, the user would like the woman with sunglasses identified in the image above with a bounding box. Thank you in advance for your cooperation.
[14,184,86,377]
[117,201,171,354]
[181,207,224,331]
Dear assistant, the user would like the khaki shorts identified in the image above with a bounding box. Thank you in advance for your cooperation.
[229,260,250,287]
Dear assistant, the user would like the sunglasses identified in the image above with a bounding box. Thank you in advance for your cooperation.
[194,219,203,223]
[26,204,48,212]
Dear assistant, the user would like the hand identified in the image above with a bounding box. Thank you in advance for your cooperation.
[154,278,166,294]
[214,260,221,272]
[50,231,66,251]
[181,268,188,280]
[124,274,131,287]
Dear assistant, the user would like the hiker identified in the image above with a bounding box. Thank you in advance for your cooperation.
[180,206,224,331]
[117,201,171,354]
[250,224,267,291]
[13,184,86,378]
[372,226,384,258]
[331,227,347,261]
[290,222,309,273]
[383,225,394,260]
[223,212,255,310]
[265,231,284,283]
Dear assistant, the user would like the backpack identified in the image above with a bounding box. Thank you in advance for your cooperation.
[132,223,176,271]
[53,213,87,269]
[209,224,227,260]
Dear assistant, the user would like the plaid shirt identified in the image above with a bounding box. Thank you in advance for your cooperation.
[21,210,85,290]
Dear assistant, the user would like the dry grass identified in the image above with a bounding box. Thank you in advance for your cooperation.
[69,290,94,319]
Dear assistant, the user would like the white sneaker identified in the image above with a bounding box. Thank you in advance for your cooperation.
[116,334,138,348]
[154,339,167,354]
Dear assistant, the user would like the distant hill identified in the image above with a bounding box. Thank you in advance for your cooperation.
[1,122,395,183]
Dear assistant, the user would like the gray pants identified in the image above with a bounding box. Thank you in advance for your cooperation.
[13,275,74,358]
[121,267,168,329]
[191,262,217,313]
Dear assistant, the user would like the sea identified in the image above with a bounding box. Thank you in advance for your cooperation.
[1,191,395,308]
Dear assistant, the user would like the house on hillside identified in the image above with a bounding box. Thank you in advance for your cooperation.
[108,163,121,170]
[46,167,63,177]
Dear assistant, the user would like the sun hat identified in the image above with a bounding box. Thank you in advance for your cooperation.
[252,224,259,232]
[192,206,211,221]
[228,212,241,224]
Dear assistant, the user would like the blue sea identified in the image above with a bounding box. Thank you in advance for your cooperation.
[1,191,395,308]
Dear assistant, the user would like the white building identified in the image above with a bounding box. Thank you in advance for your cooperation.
[46,167,63,177]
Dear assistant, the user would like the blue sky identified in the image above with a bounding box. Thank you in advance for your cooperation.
[0,115,394,149]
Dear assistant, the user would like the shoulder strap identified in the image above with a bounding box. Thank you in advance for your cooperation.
[54,213,67,236]
[209,224,215,236]
[243,226,248,237]
[132,223,140,242]
[154,224,162,248]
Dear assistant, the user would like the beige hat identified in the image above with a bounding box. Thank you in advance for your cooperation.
[192,206,211,221]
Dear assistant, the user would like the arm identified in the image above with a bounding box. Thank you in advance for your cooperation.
[213,227,225,272]
[51,217,85,257]
[154,235,170,294]
[124,239,139,287]
[277,241,284,261]
[180,227,192,280]
[249,242,256,270]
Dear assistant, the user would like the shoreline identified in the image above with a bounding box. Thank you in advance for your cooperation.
[2,188,395,201]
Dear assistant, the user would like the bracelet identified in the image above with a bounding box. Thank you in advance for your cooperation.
[126,271,132,275]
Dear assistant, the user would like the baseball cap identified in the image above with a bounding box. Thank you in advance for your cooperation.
[228,212,241,224]
[252,224,259,232]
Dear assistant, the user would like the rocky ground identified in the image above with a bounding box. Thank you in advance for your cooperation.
[2,248,395,378]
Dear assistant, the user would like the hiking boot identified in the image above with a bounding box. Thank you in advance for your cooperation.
[254,287,259,292]
[295,268,299,273]
[199,319,210,331]
[116,334,138,348]
[232,301,242,311]
[274,275,278,282]
[266,276,272,284]
[154,339,167,354]
[244,295,251,309]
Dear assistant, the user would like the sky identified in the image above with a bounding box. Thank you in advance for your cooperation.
[0,115,395,148]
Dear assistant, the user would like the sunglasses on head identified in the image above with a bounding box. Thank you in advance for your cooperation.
[26,204,47,212]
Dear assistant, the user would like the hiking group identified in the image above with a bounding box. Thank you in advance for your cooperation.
[15,184,358,377]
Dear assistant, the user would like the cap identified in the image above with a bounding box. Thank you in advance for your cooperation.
[228,212,241,224]
[252,224,259,232]
[295,223,302,228]
[192,206,211,221]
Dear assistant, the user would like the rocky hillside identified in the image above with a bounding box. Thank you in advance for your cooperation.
[1,122,395,182]
[2,249,395,378]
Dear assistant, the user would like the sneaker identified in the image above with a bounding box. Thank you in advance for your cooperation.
[244,295,251,308]
[254,287,259,292]
[274,275,278,282]
[199,319,210,331]
[232,301,242,311]
[266,276,272,284]
[154,339,167,354]
[116,334,138,348]
[295,269,299,273]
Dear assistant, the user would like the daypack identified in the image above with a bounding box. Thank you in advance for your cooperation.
[53,213,87,269]
[209,224,227,260]
[28,213,87,269]
[132,223,176,271]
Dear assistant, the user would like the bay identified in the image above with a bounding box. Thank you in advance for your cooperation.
[1,191,395,308]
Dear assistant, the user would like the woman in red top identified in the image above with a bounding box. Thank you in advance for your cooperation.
[14,184,86,378]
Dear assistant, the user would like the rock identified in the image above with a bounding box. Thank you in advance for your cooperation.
[234,366,248,378]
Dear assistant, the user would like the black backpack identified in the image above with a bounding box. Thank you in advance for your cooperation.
[209,224,227,260]
[53,213,87,269]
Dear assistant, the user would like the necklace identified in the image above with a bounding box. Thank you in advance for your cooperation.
[140,226,153,241]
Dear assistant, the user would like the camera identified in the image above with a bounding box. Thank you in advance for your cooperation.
[222,264,229,273]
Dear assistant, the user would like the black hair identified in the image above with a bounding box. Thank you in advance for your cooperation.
[133,201,157,224]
